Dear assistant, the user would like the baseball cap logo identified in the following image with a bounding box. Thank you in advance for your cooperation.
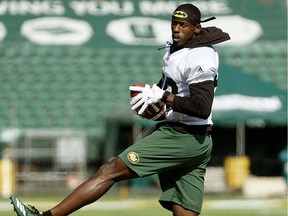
[173,11,188,18]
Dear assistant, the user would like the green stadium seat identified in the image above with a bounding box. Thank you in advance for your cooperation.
[0,41,286,140]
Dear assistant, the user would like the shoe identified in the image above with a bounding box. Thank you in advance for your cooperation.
[10,195,42,216]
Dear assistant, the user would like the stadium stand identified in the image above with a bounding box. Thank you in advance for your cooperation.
[0,41,286,139]
[0,43,163,138]
[219,41,287,90]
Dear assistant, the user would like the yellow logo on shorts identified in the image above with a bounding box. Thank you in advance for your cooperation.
[127,151,140,164]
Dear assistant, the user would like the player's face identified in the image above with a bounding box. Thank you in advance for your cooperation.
[171,19,201,46]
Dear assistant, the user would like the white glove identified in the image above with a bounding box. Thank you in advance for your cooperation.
[129,84,165,115]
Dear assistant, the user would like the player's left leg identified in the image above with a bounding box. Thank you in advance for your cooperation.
[156,129,212,216]
[172,204,199,216]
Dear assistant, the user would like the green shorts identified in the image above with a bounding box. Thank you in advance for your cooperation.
[118,125,212,214]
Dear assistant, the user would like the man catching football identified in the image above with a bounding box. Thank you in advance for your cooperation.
[11,3,230,216]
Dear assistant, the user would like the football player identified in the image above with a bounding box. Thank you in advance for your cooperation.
[11,3,230,216]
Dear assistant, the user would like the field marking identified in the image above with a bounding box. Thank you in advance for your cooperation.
[83,200,150,210]
[204,198,285,209]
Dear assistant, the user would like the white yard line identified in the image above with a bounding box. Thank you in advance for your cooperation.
[204,198,285,209]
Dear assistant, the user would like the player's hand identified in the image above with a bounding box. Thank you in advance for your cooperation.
[129,84,150,115]
[129,84,165,115]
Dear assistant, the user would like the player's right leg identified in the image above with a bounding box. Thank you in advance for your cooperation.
[49,156,137,216]
[11,157,138,216]
[172,204,199,216]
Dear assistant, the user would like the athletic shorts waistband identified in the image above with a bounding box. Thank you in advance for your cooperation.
[156,122,212,136]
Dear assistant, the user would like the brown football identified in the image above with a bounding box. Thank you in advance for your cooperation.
[130,83,167,121]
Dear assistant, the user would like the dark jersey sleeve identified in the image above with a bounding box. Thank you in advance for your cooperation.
[171,80,215,119]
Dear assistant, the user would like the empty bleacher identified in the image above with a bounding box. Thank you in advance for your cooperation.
[0,43,164,138]
[218,41,287,90]
[0,40,287,141]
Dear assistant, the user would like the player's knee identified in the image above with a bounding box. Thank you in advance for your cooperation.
[97,159,119,181]
[98,157,134,182]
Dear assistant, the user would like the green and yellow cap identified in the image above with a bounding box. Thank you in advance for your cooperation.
[172,4,215,25]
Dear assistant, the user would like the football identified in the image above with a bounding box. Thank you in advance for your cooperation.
[130,83,167,121]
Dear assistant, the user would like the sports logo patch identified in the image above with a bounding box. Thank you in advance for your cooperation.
[127,151,140,164]
[173,11,188,18]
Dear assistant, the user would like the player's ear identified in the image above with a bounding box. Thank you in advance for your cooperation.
[195,24,201,34]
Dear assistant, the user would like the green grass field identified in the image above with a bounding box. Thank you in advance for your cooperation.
[1,194,287,216]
